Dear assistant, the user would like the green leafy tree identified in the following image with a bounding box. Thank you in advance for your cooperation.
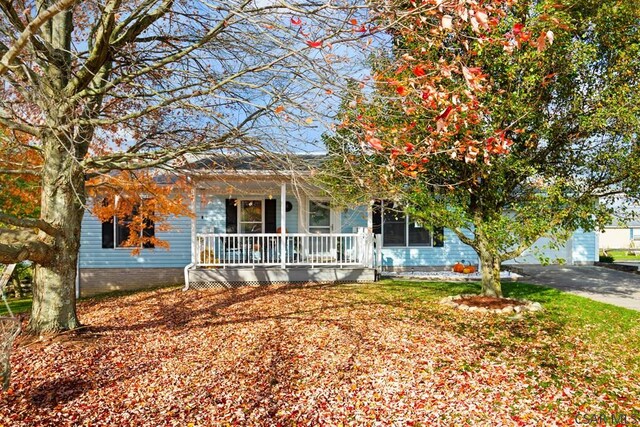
[322,0,640,297]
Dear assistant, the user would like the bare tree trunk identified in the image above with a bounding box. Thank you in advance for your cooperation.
[24,4,84,333]
[477,232,503,298]
[28,132,83,332]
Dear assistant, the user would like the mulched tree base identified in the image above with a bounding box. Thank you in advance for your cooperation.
[439,294,543,314]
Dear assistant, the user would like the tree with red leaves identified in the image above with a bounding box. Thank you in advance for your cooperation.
[322,0,640,297]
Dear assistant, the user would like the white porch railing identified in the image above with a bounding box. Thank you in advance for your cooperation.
[195,231,376,268]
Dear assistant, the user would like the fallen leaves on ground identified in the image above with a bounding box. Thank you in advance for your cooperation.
[1,283,638,426]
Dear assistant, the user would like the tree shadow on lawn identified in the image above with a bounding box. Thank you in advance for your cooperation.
[86,280,571,357]
[21,285,371,417]
[87,282,369,334]
[94,281,569,356]
[29,377,92,408]
[502,281,565,303]
[11,336,183,414]
[371,280,574,372]
[6,349,160,412]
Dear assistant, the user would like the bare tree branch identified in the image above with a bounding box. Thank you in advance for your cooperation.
[0,169,41,175]
[451,228,475,248]
[0,114,41,136]
[70,2,241,101]
[0,0,79,76]
[0,213,59,237]
[0,228,53,265]
[63,0,122,94]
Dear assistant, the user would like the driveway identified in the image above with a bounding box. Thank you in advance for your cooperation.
[511,265,640,311]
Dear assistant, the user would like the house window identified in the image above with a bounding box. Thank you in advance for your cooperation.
[309,201,331,234]
[381,202,431,247]
[225,198,276,233]
[239,200,263,233]
[101,201,155,249]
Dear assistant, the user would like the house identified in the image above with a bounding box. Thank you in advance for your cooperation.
[77,155,599,296]
[596,201,640,251]
[599,220,640,251]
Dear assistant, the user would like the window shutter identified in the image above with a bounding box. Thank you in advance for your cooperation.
[142,218,155,248]
[433,227,445,247]
[225,199,237,233]
[264,199,277,233]
[372,200,382,235]
[102,220,114,249]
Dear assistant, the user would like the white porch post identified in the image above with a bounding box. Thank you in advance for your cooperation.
[280,182,287,269]
[183,184,198,291]
[191,187,198,265]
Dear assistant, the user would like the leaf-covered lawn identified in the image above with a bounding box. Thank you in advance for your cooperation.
[1,280,639,426]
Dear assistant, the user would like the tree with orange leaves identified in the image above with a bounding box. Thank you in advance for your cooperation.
[0,128,41,218]
[323,0,640,297]
[0,0,366,332]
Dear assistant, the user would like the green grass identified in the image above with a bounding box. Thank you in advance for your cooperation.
[0,297,32,316]
[372,278,640,334]
[601,249,640,262]
[338,279,640,415]
[354,279,640,370]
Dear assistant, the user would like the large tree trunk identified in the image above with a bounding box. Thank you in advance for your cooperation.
[25,5,86,333]
[476,232,503,298]
[28,132,84,333]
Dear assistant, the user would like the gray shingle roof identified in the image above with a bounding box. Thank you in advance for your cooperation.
[186,153,326,174]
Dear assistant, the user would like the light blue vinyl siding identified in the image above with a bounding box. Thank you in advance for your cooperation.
[79,211,191,268]
[379,229,478,268]
[380,228,598,268]
[341,206,368,233]
[196,195,226,233]
[196,194,299,233]
[504,229,598,264]
[505,237,567,265]
[570,230,597,263]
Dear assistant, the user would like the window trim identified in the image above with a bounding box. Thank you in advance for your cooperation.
[381,203,432,248]
[102,197,155,250]
[111,216,155,250]
[114,215,132,249]
[308,199,332,234]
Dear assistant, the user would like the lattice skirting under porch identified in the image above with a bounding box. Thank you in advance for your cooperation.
[187,267,377,289]
[188,279,374,289]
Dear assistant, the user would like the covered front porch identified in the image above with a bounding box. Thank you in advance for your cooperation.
[183,176,379,288]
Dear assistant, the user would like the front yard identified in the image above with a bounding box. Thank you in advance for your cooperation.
[601,249,640,263]
[1,280,639,426]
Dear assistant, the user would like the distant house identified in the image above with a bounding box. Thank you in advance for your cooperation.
[77,155,599,296]
[599,218,640,251]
